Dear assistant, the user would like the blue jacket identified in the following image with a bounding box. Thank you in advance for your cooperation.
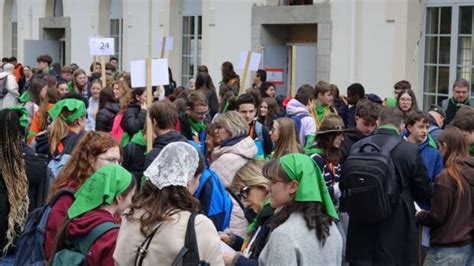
[418,137,444,209]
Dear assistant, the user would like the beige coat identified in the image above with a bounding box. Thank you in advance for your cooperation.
[113,210,224,266]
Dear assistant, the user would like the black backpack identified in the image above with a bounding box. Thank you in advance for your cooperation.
[134,213,209,266]
[341,137,402,222]
[0,75,9,98]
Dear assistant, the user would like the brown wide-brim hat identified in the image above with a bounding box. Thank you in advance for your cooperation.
[316,113,349,135]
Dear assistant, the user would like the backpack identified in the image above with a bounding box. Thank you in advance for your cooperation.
[14,189,75,266]
[254,122,265,159]
[0,75,9,98]
[134,213,209,266]
[289,112,309,137]
[47,133,82,178]
[340,137,402,222]
[50,222,119,266]
[194,168,232,231]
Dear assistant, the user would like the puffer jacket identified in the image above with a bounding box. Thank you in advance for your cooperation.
[121,102,146,136]
[95,103,119,132]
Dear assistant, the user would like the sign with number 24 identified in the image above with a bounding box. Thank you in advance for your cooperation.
[89,38,115,56]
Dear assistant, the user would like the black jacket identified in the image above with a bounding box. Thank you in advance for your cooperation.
[143,131,188,170]
[35,131,84,159]
[343,128,431,266]
[340,130,367,165]
[121,102,146,136]
[0,145,50,255]
[95,102,119,132]
[178,112,211,141]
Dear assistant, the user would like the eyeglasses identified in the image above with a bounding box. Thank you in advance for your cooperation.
[97,156,122,164]
[238,186,251,200]
[399,97,412,102]
[191,110,209,117]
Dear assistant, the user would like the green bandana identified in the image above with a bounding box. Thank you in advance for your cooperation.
[279,154,338,220]
[8,105,29,128]
[187,113,206,135]
[450,97,470,105]
[378,124,400,136]
[384,97,397,108]
[130,130,146,147]
[67,81,74,93]
[48,99,86,123]
[18,91,31,103]
[315,103,326,123]
[427,134,438,149]
[68,164,133,219]
[303,134,318,156]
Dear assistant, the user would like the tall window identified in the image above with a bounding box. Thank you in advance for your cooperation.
[182,15,202,86]
[423,4,474,109]
[11,0,17,57]
[54,0,63,17]
[110,0,123,70]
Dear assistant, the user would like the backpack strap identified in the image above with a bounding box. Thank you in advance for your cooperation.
[380,136,403,154]
[134,222,163,266]
[48,188,76,207]
[75,221,119,255]
[171,213,208,266]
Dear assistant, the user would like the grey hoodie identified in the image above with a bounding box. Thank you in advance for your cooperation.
[285,99,316,146]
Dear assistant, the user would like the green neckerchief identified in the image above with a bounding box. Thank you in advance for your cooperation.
[48,99,86,123]
[384,97,397,108]
[130,130,146,147]
[67,81,74,93]
[470,144,474,156]
[450,97,470,105]
[19,91,31,103]
[427,134,438,149]
[279,153,338,220]
[8,105,29,128]
[68,164,133,219]
[303,134,318,156]
[121,132,131,147]
[378,124,400,136]
[246,197,272,234]
[223,100,230,113]
[187,113,206,135]
[315,103,326,123]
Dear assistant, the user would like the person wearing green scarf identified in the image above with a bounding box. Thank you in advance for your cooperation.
[442,79,474,124]
[178,90,208,145]
[311,82,337,130]
[256,153,342,265]
[122,130,148,188]
[50,164,136,266]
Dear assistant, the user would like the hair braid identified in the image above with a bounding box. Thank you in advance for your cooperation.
[0,110,29,254]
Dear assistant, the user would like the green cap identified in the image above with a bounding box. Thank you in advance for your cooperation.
[279,153,338,220]
[18,91,31,103]
[8,105,29,128]
[48,99,86,123]
[384,97,397,108]
[67,164,133,219]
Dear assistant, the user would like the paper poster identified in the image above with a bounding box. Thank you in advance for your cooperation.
[157,33,174,51]
[265,68,285,85]
[130,59,169,88]
[238,51,262,71]
[89,38,115,56]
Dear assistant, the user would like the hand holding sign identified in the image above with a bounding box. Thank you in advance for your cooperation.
[89,38,115,56]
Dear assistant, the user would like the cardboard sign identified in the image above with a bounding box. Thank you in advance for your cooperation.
[265,68,285,85]
[157,33,174,51]
[130,59,169,88]
[89,38,115,56]
[238,51,262,71]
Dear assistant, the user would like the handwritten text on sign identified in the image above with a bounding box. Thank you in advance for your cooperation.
[89,38,115,56]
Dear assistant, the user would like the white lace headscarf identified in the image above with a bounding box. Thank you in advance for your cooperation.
[144,142,199,189]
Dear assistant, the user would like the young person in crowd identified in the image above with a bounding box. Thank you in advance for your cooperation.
[68,69,89,97]
[342,108,431,265]
[177,90,209,147]
[340,99,381,164]
[0,107,50,264]
[344,83,365,129]
[312,80,337,130]
[451,106,474,156]
[428,104,446,144]
[441,78,474,124]
[95,86,119,132]
[393,80,411,99]
[27,87,61,144]
[0,63,19,109]
[50,164,135,266]
[43,132,121,260]
[286,84,317,147]
[34,99,87,159]
[258,97,278,129]
[195,71,219,117]
[144,101,187,169]
[23,78,48,126]
[417,127,474,266]
[114,142,224,265]
[236,93,273,158]
[86,79,102,131]
[257,154,343,265]
[19,65,33,93]
[33,54,55,78]
[259,82,276,98]
[220,61,240,95]
[270,117,302,159]
[112,80,130,102]
[59,65,73,82]
[121,87,147,137]
[396,88,419,119]
[56,80,69,97]
[252,69,266,90]
[330,84,347,121]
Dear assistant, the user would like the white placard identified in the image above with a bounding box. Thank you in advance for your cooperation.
[238,51,262,71]
[89,38,115,56]
[157,35,174,51]
[130,59,169,88]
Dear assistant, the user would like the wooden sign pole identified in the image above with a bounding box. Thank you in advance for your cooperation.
[290,46,297,97]
[100,56,106,87]
[145,57,153,152]
[239,51,252,95]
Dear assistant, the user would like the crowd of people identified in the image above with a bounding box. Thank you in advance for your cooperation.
[0,54,473,266]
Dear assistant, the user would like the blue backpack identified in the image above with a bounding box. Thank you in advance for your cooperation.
[15,189,75,266]
[193,168,233,231]
[254,122,265,159]
[289,112,310,137]
[47,133,82,178]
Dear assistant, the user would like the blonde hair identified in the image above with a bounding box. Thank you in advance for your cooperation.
[214,111,249,138]
[117,80,132,112]
[47,109,84,156]
[272,118,302,159]
[230,160,268,193]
